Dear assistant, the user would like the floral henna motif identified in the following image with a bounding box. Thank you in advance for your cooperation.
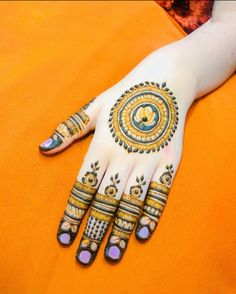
[130,175,146,198]
[136,165,174,241]
[108,82,179,153]
[57,161,100,246]
[105,174,120,197]
[82,161,99,187]
[76,174,120,266]
[160,164,174,185]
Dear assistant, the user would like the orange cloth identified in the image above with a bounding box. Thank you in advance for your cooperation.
[0,1,235,293]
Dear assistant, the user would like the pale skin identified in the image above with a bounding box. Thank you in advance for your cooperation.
[39,2,236,265]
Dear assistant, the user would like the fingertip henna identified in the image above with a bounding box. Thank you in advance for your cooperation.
[39,133,63,152]
[76,174,120,266]
[136,165,174,241]
[57,162,99,246]
[39,109,90,153]
[104,193,143,263]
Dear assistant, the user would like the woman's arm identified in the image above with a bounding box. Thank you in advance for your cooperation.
[123,1,236,106]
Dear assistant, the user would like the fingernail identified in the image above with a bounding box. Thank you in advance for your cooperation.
[57,233,71,245]
[104,235,127,263]
[136,216,156,241]
[105,245,121,262]
[57,231,77,246]
[39,134,63,151]
[77,250,92,265]
[136,225,150,241]
[76,237,99,266]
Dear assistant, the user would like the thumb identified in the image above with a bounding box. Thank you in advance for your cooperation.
[39,97,101,154]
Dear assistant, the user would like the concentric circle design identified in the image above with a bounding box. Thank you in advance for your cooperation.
[108,82,179,153]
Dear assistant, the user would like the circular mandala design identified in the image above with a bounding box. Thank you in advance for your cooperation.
[108,82,179,153]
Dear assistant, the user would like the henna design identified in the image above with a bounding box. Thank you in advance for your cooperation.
[160,164,174,185]
[105,174,120,197]
[82,161,99,187]
[104,176,146,262]
[76,174,120,265]
[108,82,179,153]
[136,165,174,241]
[130,175,146,198]
[57,161,100,245]
[105,194,143,262]
[39,108,89,151]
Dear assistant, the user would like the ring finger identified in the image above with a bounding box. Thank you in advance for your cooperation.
[135,162,176,241]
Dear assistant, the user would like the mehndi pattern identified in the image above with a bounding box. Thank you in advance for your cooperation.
[57,161,99,245]
[136,165,174,240]
[76,174,120,265]
[108,82,178,153]
[40,109,89,151]
[105,176,146,262]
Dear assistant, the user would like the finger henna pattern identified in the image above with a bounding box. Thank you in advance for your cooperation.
[40,108,89,152]
[104,176,146,262]
[105,174,120,197]
[57,161,99,245]
[76,174,120,266]
[109,82,179,153]
[130,175,146,198]
[136,165,174,240]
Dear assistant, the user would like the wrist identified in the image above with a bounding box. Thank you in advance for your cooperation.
[125,47,197,110]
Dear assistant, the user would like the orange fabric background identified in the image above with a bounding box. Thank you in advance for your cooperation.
[0,1,235,293]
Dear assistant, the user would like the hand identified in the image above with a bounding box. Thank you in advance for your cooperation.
[39,51,195,266]
[40,1,236,267]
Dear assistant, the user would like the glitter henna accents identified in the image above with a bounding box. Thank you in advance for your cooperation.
[108,82,179,153]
